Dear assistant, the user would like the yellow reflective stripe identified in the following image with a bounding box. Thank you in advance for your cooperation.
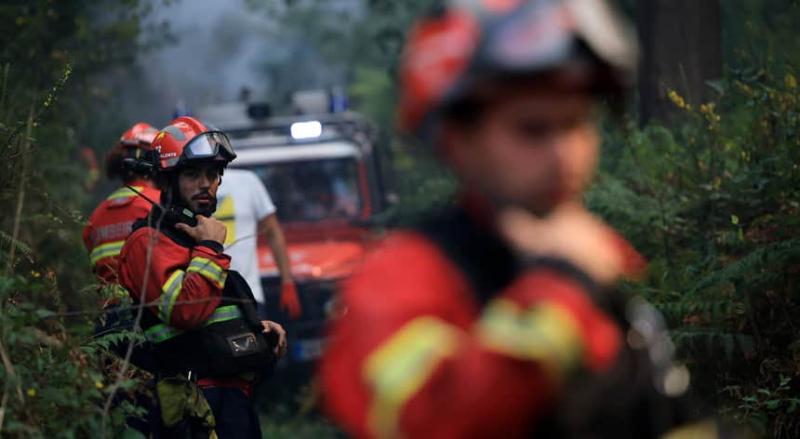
[187,257,226,288]
[89,240,125,265]
[203,305,242,326]
[158,270,185,322]
[660,419,719,439]
[145,323,183,343]
[146,306,242,343]
[364,317,460,438]
[106,186,142,200]
[477,299,583,380]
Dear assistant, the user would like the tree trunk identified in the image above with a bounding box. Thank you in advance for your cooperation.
[637,0,722,124]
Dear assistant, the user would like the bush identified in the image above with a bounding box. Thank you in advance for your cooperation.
[0,273,145,437]
[587,69,800,437]
[0,2,163,436]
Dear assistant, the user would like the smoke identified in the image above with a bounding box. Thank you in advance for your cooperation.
[134,0,277,124]
[104,0,364,128]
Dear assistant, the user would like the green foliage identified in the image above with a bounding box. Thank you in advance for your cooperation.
[0,1,162,436]
[722,0,800,76]
[255,379,345,438]
[259,403,343,439]
[587,65,800,437]
[0,273,141,437]
[2,0,797,437]
[725,375,800,437]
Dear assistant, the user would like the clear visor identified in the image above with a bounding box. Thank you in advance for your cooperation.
[183,131,236,161]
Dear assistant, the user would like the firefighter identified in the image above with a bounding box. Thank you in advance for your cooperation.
[83,122,161,367]
[320,1,728,438]
[83,122,160,290]
[118,116,287,438]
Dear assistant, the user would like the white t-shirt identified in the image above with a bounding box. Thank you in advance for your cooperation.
[214,169,276,304]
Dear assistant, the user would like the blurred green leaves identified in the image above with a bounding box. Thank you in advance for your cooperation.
[589,61,800,437]
[0,1,160,436]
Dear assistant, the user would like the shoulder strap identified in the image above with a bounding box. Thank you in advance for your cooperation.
[414,207,517,307]
[131,207,195,249]
[223,270,263,330]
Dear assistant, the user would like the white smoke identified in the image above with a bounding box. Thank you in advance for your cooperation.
[138,0,278,122]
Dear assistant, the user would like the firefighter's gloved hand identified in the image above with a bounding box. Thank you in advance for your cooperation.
[279,282,302,319]
[176,215,227,245]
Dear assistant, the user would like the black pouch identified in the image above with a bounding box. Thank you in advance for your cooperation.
[197,318,275,377]
[151,270,278,378]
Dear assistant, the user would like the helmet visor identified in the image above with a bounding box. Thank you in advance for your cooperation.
[183,131,236,161]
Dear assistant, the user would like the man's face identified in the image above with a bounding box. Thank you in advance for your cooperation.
[177,163,222,216]
[444,85,599,216]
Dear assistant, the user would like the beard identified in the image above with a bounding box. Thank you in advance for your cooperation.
[190,192,217,217]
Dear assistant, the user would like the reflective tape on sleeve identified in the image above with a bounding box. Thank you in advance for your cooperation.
[364,317,460,438]
[157,270,185,323]
[145,323,183,343]
[203,305,242,326]
[187,256,227,289]
[145,305,243,343]
[89,240,125,266]
[477,298,583,380]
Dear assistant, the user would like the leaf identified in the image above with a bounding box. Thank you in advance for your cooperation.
[706,79,726,96]
[34,309,55,319]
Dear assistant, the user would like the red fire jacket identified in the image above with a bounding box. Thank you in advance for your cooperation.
[118,218,255,393]
[320,218,646,438]
[83,181,160,286]
[118,225,230,331]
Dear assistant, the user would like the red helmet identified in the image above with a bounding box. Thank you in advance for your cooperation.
[397,0,638,140]
[120,122,159,149]
[151,116,236,172]
[105,122,159,180]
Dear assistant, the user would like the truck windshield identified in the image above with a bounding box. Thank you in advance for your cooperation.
[243,158,362,222]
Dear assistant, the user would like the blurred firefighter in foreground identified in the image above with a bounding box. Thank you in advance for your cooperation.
[321,1,730,437]
[119,116,287,438]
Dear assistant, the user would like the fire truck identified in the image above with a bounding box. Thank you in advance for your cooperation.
[198,95,391,366]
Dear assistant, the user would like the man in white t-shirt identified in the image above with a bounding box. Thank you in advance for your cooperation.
[215,168,301,318]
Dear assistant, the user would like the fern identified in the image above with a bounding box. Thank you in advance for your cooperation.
[0,231,34,263]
